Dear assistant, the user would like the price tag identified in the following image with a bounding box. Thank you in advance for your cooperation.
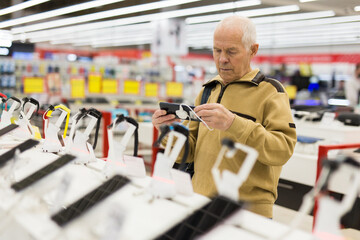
[88,74,102,93]
[124,155,146,178]
[166,82,183,97]
[23,77,44,94]
[71,77,85,98]
[102,79,118,94]
[123,80,140,95]
[170,169,194,196]
[145,83,158,97]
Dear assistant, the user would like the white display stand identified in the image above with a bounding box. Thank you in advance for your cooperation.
[281,118,360,195]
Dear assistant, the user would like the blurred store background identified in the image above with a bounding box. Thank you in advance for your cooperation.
[0,0,360,130]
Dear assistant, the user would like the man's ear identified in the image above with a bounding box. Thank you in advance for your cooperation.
[250,44,259,57]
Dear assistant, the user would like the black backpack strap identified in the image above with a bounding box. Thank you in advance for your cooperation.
[201,81,217,104]
[178,81,217,178]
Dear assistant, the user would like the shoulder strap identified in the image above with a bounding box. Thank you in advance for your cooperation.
[201,82,216,105]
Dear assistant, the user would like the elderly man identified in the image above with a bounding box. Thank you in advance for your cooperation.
[152,15,296,218]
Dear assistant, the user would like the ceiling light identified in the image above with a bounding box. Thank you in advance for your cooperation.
[11,0,202,33]
[12,0,261,37]
[0,30,13,48]
[92,38,153,48]
[355,6,360,11]
[0,0,49,17]
[186,5,300,24]
[263,15,360,28]
[0,0,126,29]
[299,0,318,2]
[51,32,153,46]
[16,23,152,42]
[252,10,335,24]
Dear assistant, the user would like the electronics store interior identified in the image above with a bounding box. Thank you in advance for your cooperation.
[0,0,360,239]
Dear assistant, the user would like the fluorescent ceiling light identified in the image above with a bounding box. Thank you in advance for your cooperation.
[252,10,335,24]
[256,15,360,30]
[17,23,152,42]
[0,0,49,17]
[299,0,318,2]
[91,38,153,48]
[258,22,360,37]
[186,5,300,24]
[11,0,202,33]
[355,6,360,11]
[0,0,126,29]
[51,32,153,45]
[185,11,335,34]
[12,0,261,37]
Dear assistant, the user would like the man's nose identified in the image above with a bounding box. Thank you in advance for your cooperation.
[219,52,229,63]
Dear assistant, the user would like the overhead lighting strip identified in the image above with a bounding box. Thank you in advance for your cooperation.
[10,0,203,33]
[17,23,152,42]
[185,5,300,24]
[0,0,126,29]
[0,0,49,17]
[256,15,360,30]
[12,0,262,37]
[50,32,153,45]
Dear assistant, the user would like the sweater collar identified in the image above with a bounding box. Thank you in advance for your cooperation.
[204,68,264,87]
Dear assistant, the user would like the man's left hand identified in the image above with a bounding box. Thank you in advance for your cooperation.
[194,103,235,131]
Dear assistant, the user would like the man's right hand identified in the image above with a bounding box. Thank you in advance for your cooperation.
[152,109,180,130]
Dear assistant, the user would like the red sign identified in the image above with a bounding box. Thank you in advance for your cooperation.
[253,54,360,64]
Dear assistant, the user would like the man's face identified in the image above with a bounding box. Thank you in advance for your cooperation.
[213,28,256,84]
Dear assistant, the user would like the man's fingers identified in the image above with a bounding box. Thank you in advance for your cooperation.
[153,110,167,118]
[194,103,218,112]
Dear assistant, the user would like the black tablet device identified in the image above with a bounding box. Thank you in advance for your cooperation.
[51,175,129,226]
[0,139,39,168]
[11,154,76,192]
[159,102,199,121]
[0,124,18,137]
[155,195,244,240]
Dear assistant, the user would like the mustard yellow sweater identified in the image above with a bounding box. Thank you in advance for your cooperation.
[183,69,297,218]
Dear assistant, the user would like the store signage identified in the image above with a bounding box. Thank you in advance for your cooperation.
[253,54,360,64]
[123,80,140,95]
[102,79,118,94]
[71,77,85,98]
[145,83,158,97]
[166,82,183,97]
[23,77,44,94]
[88,74,102,93]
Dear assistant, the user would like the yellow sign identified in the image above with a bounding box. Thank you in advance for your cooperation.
[71,78,85,98]
[166,82,183,97]
[23,77,44,94]
[145,83,158,97]
[88,74,102,93]
[102,79,118,94]
[285,85,297,100]
[124,80,140,95]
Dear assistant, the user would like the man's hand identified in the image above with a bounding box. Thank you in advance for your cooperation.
[195,103,235,131]
[152,109,181,130]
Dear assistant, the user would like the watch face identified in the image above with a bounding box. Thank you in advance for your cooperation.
[156,196,243,240]
[11,154,76,192]
[51,175,129,227]
[0,139,39,168]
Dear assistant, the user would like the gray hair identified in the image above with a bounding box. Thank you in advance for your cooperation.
[215,15,257,50]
